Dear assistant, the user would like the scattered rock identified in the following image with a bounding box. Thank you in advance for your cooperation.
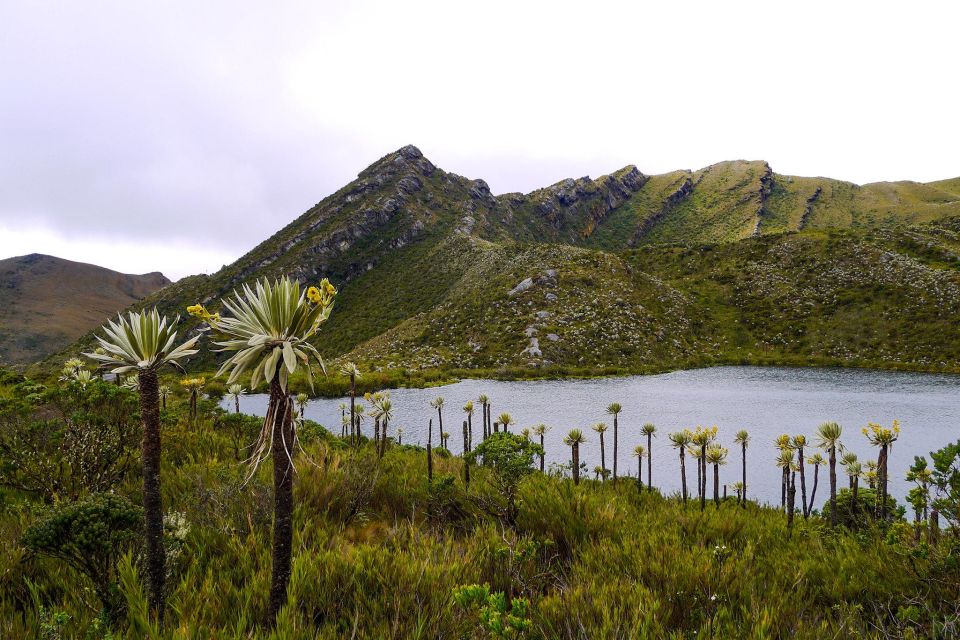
[522,337,542,358]
[509,278,534,296]
[397,176,422,194]
[546,333,560,342]
[545,292,557,302]
[535,310,550,319]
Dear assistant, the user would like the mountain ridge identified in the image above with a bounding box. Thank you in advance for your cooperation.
[1,254,170,365]
[39,145,960,376]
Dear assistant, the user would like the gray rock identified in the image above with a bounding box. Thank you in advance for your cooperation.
[397,176,422,194]
[509,277,534,296]
[470,179,492,200]
[546,333,560,342]
[535,310,551,319]
[545,292,557,302]
[398,145,422,160]
[456,215,476,235]
[524,325,538,337]
[522,337,542,358]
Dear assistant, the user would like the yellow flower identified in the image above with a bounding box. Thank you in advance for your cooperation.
[187,304,218,324]
[321,278,337,298]
[307,279,337,307]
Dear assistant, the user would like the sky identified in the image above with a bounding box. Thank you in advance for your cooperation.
[2,1,958,280]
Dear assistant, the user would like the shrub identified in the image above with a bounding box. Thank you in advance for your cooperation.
[0,381,139,501]
[22,493,142,621]
[821,488,903,529]
[468,432,542,525]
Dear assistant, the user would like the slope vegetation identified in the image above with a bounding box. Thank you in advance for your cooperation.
[0,254,169,365]
[46,146,960,376]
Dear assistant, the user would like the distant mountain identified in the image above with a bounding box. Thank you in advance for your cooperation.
[52,146,960,375]
[0,254,169,365]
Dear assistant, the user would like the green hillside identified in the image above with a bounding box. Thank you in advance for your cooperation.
[42,146,960,377]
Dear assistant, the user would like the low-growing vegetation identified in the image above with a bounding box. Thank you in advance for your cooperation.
[2,358,959,638]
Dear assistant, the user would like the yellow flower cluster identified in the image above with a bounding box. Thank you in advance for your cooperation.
[306,278,337,306]
[186,304,220,324]
[862,419,900,445]
[180,376,206,390]
[691,425,718,446]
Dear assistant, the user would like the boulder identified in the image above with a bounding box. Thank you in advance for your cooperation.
[509,277,534,296]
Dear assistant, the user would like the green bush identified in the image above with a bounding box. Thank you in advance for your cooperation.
[820,487,903,530]
[22,493,142,621]
[0,380,139,501]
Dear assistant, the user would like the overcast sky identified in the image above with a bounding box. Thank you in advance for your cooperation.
[2,1,958,280]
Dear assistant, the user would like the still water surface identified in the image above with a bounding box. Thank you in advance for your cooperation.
[226,366,960,507]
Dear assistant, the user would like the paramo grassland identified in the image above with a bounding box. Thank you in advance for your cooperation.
[1,365,958,639]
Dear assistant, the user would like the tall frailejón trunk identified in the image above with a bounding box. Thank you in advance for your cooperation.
[235,397,240,414]
[138,369,166,626]
[462,420,470,489]
[741,442,747,507]
[808,465,820,517]
[701,445,708,509]
[572,444,580,485]
[349,374,356,445]
[781,467,787,509]
[787,471,797,534]
[539,434,545,473]
[599,432,606,480]
[679,450,688,504]
[713,462,720,506]
[798,445,808,518]
[612,415,618,482]
[379,418,388,458]
[879,444,889,521]
[828,444,837,526]
[646,432,653,490]
[699,445,707,512]
[268,377,295,624]
[637,456,643,490]
[467,413,473,451]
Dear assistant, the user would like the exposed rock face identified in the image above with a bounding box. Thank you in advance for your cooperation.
[630,177,694,246]
[500,166,648,234]
[752,162,775,236]
[798,186,823,230]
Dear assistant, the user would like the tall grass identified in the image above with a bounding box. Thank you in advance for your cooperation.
[1,387,957,638]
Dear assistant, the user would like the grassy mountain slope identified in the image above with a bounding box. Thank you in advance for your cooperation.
[45,146,960,377]
[0,254,169,365]
[347,222,960,372]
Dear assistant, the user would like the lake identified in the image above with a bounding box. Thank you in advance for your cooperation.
[224,366,960,508]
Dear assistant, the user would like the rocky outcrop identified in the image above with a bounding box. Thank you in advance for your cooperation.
[629,176,694,246]
[503,166,648,233]
[798,186,823,230]
[752,162,775,236]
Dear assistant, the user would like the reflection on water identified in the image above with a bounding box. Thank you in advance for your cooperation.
[224,366,960,507]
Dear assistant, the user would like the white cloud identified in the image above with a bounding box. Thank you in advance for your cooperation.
[2,0,958,277]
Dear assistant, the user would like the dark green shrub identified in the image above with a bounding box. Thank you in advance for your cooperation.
[821,488,903,529]
[468,433,542,525]
[23,493,142,621]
